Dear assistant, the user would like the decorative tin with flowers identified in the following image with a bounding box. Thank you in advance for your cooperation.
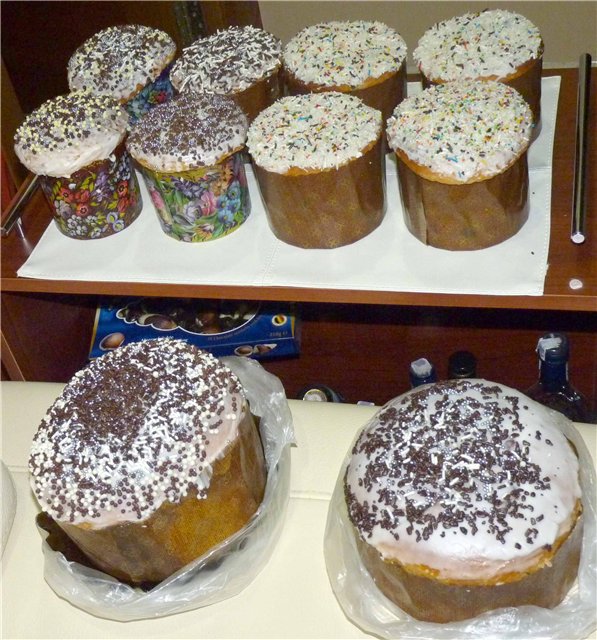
[14,91,142,240]
[127,91,250,242]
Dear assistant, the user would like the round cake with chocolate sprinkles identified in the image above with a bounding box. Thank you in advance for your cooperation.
[67,24,176,104]
[247,91,385,248]
[170,25,282,122]
[29,338,266,585]
[344,379,583,622]
[14,91,129,178]
[14,91,142,240]
[413,9,543,124]
[387,80,533,250]
[126,91,248,172]
[283,20,408,127]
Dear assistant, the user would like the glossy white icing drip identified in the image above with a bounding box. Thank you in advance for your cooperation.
[247,92,381,173]
[345,380,581,581]
[283,20,407,88]
[414,10,542,82]
[386,80,532,182]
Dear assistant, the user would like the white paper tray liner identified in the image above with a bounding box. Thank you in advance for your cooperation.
[18,78,560,297]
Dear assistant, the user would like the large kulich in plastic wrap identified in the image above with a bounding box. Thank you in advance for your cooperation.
[387,80,533,251]
[413,9,543,126]
[170,26,282,123]
[247,92,385,249]
[28,338,266,585]
[344,379,583,623]
[283,21,408,129]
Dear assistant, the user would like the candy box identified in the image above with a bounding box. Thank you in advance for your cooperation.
[89,298,300,361]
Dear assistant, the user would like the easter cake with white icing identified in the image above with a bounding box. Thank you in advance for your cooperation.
[344,379,583,622]
[247,91,385,249]
[29,338,266,585]
[283,20,408,126]
[387,80,533,250]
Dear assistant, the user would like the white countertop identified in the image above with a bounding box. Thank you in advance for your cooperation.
[1,381,596,639]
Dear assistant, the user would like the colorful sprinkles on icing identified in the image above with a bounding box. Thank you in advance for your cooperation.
[68,25,176,101]
[29,338,246,526]
[170,26,281,94]
[386,80,533,182]
[344,380,581,580]
[414,10,542,82]
[126,92,248,172]
[247,92,381,173]
[14,91,129,178]
[283,20,407,88]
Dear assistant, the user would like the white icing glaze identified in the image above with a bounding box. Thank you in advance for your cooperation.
[29,338,247,527]
[345,379,581,581]
[283,20,407,88]
[247,92,381,173]
[126,92,248,172]
[170,26,281,95]
[414,10,542,82]
[386,80,533,182]
[68,25,176,101]
[14,92,129,178]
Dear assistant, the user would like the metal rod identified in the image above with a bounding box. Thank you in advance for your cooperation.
[0,173,39,237]
[571,53,592,244]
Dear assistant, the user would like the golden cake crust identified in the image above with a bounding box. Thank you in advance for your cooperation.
[354,506,582,622]
[59,408,266,585]
[253,137,385,248]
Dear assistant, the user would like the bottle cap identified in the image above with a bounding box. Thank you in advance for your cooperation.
[448,350,477,378]
[297,384,344,402]
[409,358,437,386]
[537,333,569,364]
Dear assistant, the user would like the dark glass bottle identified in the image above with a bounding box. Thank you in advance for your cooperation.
[409,357,437,388]
[297,384,345,403]
[448,350,477,379]
[526,333,591,422]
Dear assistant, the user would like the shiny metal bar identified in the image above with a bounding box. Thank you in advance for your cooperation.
[1,173,39,237]
[571,53,592,244]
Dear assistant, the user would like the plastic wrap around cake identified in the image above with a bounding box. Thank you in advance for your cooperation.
[324,379,596,639]
[31,349,295,621]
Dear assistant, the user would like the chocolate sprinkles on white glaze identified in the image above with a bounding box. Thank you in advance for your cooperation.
[344,379,581,580]
[14,91,129,178]
[171,25,281,95]
[126,91,248,171]
[68,24,176,101]
[29,338,245,525]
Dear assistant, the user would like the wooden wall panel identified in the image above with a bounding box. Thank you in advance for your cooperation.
[2,294,595,421]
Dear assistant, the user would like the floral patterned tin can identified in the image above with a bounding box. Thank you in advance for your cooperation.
[40,144,142,240]
[141,151,250,242]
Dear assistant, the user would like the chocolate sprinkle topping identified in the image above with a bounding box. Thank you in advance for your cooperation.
[171,26,281,95]
[126,91,248,171]
[344,380,579,561]
[68,25,176,101]
[29,338,245,524]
